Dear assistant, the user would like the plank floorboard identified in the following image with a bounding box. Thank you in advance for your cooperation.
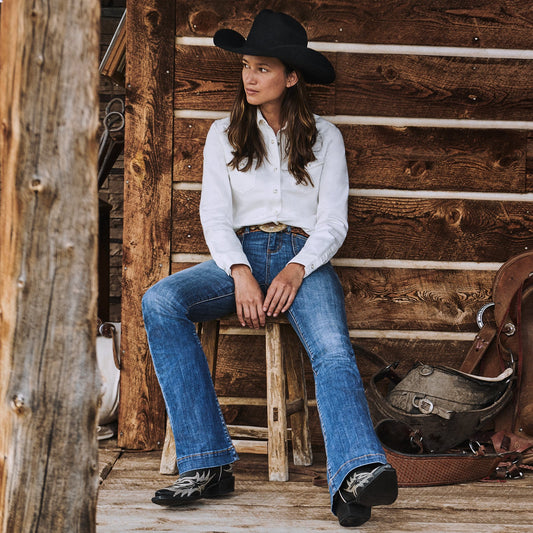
[96,447,533,532]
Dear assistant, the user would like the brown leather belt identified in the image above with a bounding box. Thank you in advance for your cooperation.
[236,222,308,238]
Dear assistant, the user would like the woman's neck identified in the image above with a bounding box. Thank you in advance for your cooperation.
[260,103,282,134]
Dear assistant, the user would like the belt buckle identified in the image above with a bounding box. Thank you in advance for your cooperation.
[258,222,287,233]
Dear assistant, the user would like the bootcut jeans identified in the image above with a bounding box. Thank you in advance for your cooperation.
[142,228,387,506]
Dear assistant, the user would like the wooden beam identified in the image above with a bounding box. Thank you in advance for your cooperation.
[119,0,175,449]
[0,0,100,531]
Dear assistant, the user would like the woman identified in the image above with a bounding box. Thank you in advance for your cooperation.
[142,10,398,528]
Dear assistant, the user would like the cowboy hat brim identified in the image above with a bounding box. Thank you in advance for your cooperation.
[214,28,335,85]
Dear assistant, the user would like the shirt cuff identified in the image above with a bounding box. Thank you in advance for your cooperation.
[288,257,318,278]
[221,255,252,277]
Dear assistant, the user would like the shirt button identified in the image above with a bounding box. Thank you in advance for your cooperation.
[271,139,275,144]
[274,168,278,172]
[273,188,278,193]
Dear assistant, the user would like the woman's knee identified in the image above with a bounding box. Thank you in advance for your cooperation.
[306,336,356,372]
[142,277,186,317]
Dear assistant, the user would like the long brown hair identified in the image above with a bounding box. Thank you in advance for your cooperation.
[226,68,317,186]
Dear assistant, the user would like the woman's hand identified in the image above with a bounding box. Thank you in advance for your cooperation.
[231,264,266,329]
[263,263,305,317]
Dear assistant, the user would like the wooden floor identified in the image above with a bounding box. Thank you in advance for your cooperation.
[97,438,533,532]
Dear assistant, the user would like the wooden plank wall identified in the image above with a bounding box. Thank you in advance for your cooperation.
[121,0,533,448]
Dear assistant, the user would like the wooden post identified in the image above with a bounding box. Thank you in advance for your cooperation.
[0,1,100,531]
[118,0,175,449]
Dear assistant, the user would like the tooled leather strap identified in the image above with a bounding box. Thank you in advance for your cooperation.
[460,323,498,374]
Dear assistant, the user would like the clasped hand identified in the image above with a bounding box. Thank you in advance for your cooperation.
[231,263,305,328]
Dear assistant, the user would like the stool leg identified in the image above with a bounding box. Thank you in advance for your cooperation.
[200,320,220,381]
[160,418,178,474]
[283,325,313,466]
[265,322,289,481]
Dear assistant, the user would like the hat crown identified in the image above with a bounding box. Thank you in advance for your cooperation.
[246,10,308,50]
[213,10,335,84]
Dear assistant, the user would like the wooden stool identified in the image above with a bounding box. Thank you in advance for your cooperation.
[159,315,313,481]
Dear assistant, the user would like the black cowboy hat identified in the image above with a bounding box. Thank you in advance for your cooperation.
[213,10,335,85]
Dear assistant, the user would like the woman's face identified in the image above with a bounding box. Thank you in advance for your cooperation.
[241,55,298,110]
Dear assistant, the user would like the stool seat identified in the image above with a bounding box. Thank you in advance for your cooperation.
[159,314,313,481]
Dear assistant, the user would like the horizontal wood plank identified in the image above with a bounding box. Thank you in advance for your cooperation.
[343,126,526,191]
[171,190,533,262]
[175,0,533,50]
[174,118,527,193]
[339,267,494,331]
[336,54,533,121]
[344,197,532,262]
[173,46,533,121]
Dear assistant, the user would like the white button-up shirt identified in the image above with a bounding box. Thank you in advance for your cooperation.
[200,111,349,277]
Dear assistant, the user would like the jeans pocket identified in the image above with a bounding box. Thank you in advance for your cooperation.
[291,233,308,255]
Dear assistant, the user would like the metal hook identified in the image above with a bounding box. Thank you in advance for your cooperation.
[104,111,125,133]
[476,302,495,329]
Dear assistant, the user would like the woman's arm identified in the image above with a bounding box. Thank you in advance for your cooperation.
[200,120,251,275]
[288,123,349,276]
[201,120,266,328]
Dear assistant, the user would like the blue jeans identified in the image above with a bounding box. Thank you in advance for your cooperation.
[142,229,386,506]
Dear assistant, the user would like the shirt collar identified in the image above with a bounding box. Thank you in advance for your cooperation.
[256,108,287,134]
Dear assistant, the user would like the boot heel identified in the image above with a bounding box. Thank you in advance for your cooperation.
[204,475,235,497]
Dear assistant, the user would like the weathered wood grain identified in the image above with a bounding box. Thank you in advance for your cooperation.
[265,322,288,481]
[527,132,533,193]
[174,45,334,115]
[340,267,495,331]
[336,54,533,121]
[344,197,533,262]
[128,2,533,461]
[175,0,533,50]
[173,45,533,121]
[98,450,122,484]
[342,126,527,192]
[96,451,533,532]
[174,118,527,193]
[173,119,211,182]
[120,0,175,449]
[171,190,533,262]
[0,0,100,531]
